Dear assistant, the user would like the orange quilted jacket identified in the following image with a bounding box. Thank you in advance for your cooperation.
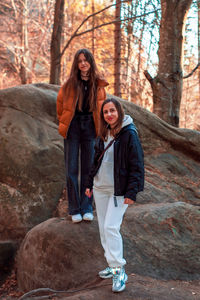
[57,78,109,138]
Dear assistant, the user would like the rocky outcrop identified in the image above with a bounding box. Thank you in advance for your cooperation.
[123,201,200,280]
[0,84,199,245]
[17,217,105,291]
[17,202,200,292]
[0,83,200,290]
[0,84,65,242]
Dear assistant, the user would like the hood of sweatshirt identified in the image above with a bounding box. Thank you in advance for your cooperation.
[121,114,138,133]
[122,114,133,128]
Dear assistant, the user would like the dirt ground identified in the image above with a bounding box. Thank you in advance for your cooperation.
[0,270,200,300]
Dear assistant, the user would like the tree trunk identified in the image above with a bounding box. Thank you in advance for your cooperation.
[124,1,135,102]
[198,0,200,97]
[50,0,64,85]
[19,0,29,84]
[91,0,95,55]
[145,0,192,127]
[114,0,121,97]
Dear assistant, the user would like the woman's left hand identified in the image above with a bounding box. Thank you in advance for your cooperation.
[85,188,93,198]
[124,198,135,205]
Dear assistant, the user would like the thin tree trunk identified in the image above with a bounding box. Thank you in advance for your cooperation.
[114,0,122,97]
[50,0,64,85]
[125,1,134,102]
[198,0,200,97]
[92,0,95,55]
[20,0,29,84]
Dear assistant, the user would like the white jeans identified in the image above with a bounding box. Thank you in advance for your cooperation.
[93,189,128,268]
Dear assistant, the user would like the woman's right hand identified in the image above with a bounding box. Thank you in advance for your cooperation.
[85,188,93,198]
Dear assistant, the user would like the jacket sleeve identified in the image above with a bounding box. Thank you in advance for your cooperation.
[85,138,103,190]
[124,131,144,201]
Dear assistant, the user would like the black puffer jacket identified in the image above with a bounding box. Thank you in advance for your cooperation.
[86,123,144,201]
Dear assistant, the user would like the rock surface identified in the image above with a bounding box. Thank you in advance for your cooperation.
[17,202,200,292]
[0,83,200,293]
[0,84,199,245]
[17,217,105,291]
[123,201,200,280]
[0,84,65,242]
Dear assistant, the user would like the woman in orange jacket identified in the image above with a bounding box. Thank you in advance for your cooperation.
[57,48,108,223]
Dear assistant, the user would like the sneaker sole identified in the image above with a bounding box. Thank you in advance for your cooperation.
[72,219,82,223]
[112,284,126,292]
[99,274,113,279]
[83,218,93,221]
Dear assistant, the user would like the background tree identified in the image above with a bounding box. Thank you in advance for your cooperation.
[179,0,200,130]
[0,0,199,130]
[50,0,64,85]
[0,0,54,87]
[144,0,193,127]
[114,0,122,97]
[198,0,200,95]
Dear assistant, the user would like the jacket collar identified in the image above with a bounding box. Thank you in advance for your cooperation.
[97,78,109,87]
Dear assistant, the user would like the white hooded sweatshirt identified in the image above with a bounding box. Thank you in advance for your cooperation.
[94,115,134,193]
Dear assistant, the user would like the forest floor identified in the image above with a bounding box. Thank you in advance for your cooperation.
[0,269,200,300]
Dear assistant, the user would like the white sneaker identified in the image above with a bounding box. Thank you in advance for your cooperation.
[112,267,128,292]
[83,212,94,221]
[99,267,113,279]
[72,214,82,223]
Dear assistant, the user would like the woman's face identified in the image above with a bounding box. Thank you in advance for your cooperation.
[103,102,119,128]
[78,53,91,74]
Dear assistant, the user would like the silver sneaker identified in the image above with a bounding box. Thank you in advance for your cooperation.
[99,267,113,279]
[112,267,128,292]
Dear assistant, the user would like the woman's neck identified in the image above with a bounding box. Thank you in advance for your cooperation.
[81,72,89,81]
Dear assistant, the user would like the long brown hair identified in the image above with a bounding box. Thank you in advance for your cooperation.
[99,98,125,141]
[65,48,100,111]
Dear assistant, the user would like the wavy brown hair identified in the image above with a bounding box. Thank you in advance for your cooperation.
[99,98,125,141]
[65,48,101,112]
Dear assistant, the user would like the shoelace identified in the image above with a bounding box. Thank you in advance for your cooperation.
[113,274,119,283]
[112,268,121,283]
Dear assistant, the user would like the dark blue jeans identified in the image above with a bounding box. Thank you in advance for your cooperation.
[64,114,96,215]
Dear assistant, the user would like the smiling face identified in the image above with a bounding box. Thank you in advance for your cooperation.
[103,102,119,128]
[78,53,91,75]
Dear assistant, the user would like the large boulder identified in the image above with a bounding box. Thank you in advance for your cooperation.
[123,201,200,280]
[0,84,199,246]
[17,217,105,291]
[17,202,200,292]
[0,83,65,243]
[0,83,200,289]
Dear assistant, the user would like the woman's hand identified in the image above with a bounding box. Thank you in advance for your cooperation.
[124,198,135,205]
[85,188,93,198]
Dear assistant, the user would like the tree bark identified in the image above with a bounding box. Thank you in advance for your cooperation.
[145,0,192,127]
[50,0,64,85]
[114,0,122,97]
[91,0,95,55]
[198,0,200,97]
[19,0,29,84]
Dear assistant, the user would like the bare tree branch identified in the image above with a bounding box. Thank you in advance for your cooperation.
[61,9,160,58]
[183,62,200,78]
